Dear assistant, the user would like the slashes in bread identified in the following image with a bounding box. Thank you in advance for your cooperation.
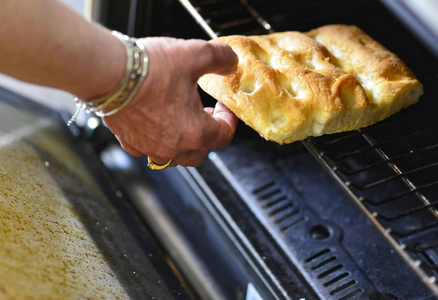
[198,25,423,144]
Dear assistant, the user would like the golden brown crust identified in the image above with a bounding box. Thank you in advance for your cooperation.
[198,25,423,144]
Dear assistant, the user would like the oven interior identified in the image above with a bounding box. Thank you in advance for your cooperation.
[92,0,438,299]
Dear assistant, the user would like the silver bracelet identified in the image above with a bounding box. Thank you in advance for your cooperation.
[68,31,149,125]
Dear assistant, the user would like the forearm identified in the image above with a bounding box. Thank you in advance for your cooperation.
[0,0,125,100]
[0,0,240,167]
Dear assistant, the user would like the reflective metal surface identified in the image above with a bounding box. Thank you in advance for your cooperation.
[0,87,189,299]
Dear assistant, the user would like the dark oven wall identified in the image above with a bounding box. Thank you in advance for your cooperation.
[97,0,209,39]
[98,0,423,55]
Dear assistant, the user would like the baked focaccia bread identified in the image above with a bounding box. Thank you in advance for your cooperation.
[198,25,423,144]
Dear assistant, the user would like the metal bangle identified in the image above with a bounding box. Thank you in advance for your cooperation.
[86,31,135,109]
[95,38,149,117]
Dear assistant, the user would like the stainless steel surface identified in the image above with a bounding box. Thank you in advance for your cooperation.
[0,87,189,299]
[381,0,438,58]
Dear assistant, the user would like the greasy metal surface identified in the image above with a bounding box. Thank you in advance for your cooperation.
[0,102,126,299]
[0,139,128,299]
[197,133,435,299]
[0,88,187,299]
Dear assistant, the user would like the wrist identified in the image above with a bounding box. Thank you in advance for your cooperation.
[75,28,127,101]
[68,31,149,125]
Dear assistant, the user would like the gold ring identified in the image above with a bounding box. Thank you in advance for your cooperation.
[147,156,173,170]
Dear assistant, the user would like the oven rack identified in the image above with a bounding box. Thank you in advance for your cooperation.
[303,116,438,295]
[179,0,438,296]
[179,0,272,39]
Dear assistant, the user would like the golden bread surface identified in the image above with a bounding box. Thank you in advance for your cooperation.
[198,25,423,144]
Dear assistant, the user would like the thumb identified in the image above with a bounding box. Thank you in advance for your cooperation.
[194,42,238,78]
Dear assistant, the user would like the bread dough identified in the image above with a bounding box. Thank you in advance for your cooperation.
[198,25,423,144]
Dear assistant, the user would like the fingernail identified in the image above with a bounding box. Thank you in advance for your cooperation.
[204,107,215,115]
[215,102,234,115]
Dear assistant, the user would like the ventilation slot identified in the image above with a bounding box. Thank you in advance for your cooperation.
[330,280,356,296]
[305,248,331,263]
[311,256,338,271]
[253,181,287,208]
[318,264,343,279]
[253,181,304,230]
[252,181,276,196]
[323,272,350,287]
[269,202,292,216]
[338,288,364,300]
[305,248,364,299]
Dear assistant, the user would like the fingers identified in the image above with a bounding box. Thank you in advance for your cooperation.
[204,107,214,115]
[112,105,237,168]
[113,134,144,157]
[173,103,237,166]
[146,103,237,168]
[173,148,211,167]
[150,105,236,166]
[149,147,209,168]
[147,155,173,166]
[123,146,143,157]
[214,101,235,116]
[147,155,177,169]
[202,102,239,150]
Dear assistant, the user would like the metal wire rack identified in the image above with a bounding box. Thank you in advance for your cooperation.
[179,0,272,39]
[303,111,438,295]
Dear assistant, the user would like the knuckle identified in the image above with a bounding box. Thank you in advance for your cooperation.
[184,129,205,150]
[175,149,209,167]
[120,142,142,157]
[158,148,178,160]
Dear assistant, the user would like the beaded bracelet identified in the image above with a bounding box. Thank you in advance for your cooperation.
[68,31,149,125]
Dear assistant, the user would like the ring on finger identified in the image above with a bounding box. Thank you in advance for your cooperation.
[147,156,173,170]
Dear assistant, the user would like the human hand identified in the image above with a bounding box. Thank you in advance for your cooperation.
[102,37,239,167]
